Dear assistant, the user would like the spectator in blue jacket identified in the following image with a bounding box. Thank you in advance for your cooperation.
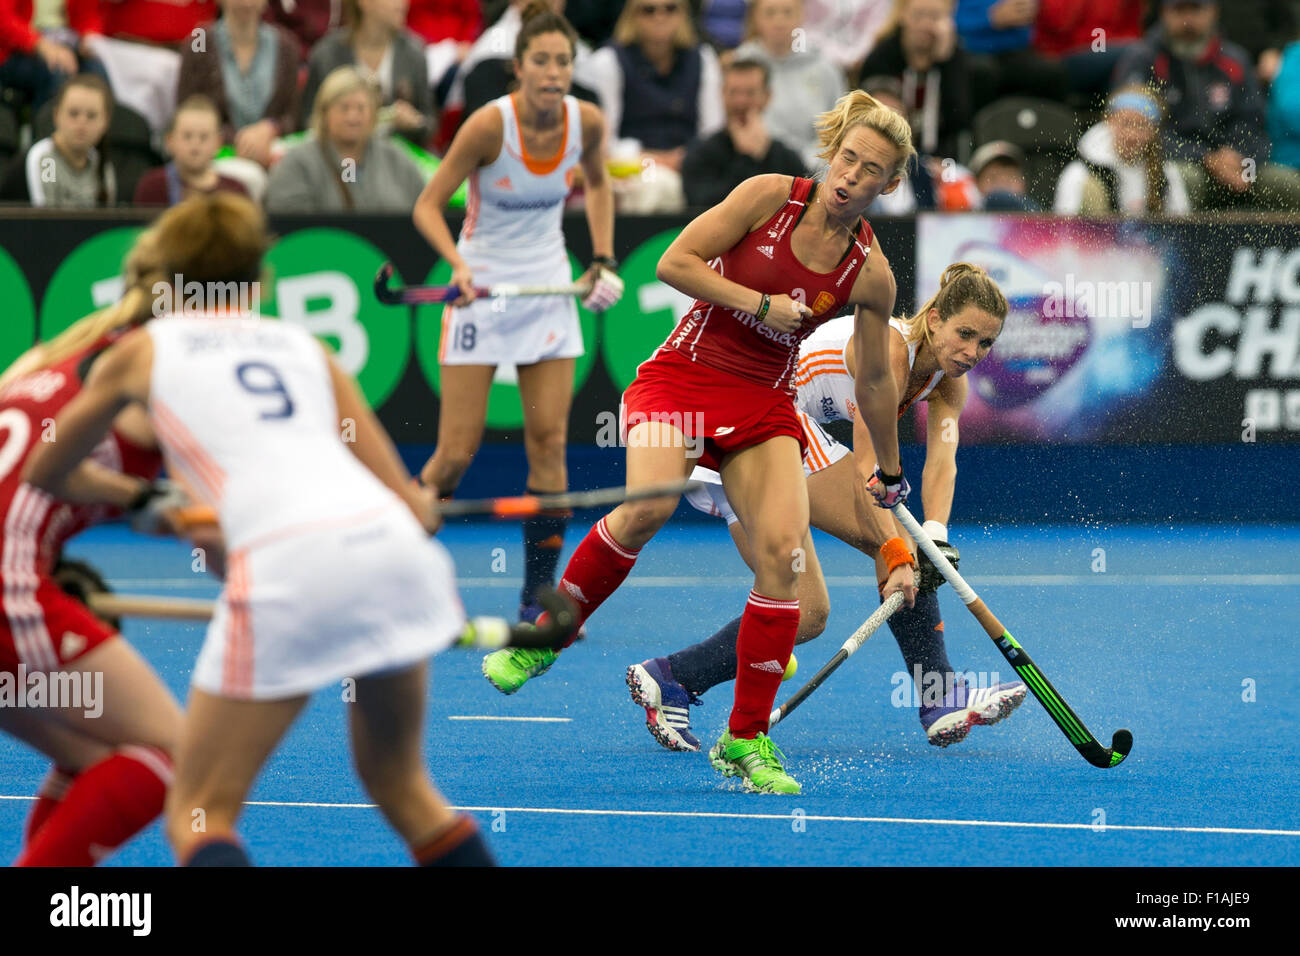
[954,0,1068,109]
[1268,41,1300,170]
[1114,0,1300,210]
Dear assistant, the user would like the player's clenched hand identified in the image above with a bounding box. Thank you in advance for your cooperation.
[866,465,910,508]
[881,562,917,608]
[581,265,623,312]
[762,295,811,334]
[412,482,444,536]
[449,265,477,307]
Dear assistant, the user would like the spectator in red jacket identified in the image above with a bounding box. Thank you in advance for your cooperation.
[1034,0,1143,98]
[0,0,106,110]
[406,0,484,105]
[133,94,251,204]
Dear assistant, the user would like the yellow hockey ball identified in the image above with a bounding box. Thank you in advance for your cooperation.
[783,652,798,682]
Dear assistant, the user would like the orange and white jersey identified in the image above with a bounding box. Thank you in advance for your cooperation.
[795,316,944,424]
[146,316,403,553]
[458,93,583,265]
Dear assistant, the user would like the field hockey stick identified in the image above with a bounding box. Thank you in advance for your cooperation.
[87,588,579,651]
[437,479,701,517]
[168,479,702,528]
[374,263,592,305]
[768,591,904,728]
[890,502,1132,769]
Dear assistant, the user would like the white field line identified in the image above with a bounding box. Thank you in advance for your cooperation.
[109,574,1300,591]
[447,715,572,722]
[4,793,1289,837]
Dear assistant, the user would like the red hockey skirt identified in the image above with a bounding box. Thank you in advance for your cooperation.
[619,350,806,472]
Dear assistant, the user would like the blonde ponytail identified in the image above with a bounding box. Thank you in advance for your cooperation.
[0,226,166,390]
[903,262,1008,348]
[815,89,916,175]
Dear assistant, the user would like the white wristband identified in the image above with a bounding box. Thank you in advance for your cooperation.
[921,520,948,543]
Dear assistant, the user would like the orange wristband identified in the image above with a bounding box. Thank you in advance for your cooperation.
[880,536,915,575]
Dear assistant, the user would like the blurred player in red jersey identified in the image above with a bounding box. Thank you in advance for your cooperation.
[0,223,190,865]
[482,90,919,794]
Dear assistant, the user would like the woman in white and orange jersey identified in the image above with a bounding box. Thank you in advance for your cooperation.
[412,1,619,623]
[26,193,493,867]
[631,263,1030,753]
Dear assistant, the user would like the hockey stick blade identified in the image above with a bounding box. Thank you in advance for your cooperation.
[891,501,1132,768]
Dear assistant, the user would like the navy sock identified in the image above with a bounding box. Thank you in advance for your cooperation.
[886,589,955,696]
[416,817,496,867]
[521,490,567,608]
[668,616,742,697]
[185,838,252,867]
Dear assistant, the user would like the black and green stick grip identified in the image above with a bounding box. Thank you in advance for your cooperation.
[891,503,1132,769]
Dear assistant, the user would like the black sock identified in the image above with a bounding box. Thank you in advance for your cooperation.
[521,491,567,608]
[186,838,252,866]
[416,817,496,867]
[886,589,955,694]
[668,616,742,697]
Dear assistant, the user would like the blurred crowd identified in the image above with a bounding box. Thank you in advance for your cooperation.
[2,0,1298,215]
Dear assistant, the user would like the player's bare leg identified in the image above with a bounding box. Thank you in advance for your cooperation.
[8,636,181,865]
[420,364,495,494]
[164,689,308,865]
[628,524,825,752]
[350,663,492,865]
[704,437,806,793]
[515,357,574,620]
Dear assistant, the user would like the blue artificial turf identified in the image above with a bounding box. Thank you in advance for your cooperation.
[2,521,1297,866]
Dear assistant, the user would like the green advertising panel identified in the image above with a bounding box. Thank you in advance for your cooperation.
[37,227,145,340]
[260,228,411,407]
[0,247,37,374]
[413,255,598,430]
[598,228,685,391]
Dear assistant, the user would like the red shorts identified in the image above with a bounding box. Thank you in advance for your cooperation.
[620,350,806,471]
[0,576,117,674]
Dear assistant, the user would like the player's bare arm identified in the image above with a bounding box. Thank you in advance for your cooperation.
[921,373,968,530]
[849,248,902,476]
[578,101,614,262]
[23,331,153,498]
[656,174,803,322]
[323,347,439,535]
[411,105,503,306]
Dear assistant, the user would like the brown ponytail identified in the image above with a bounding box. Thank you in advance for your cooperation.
[516,1,579,60]
[903,262,1008,349]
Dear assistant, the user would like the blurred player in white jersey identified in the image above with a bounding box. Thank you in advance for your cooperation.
[412,1,621,625]
[26,194,491,867]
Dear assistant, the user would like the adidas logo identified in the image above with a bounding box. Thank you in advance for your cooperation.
[494,176,513,191]
[750,659,785,674]
[562,580,589,604]
[757,245,775,259]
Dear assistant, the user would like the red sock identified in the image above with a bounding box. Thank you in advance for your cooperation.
[545,516,641,647]
[23,766,75,847]
[15,746,172,867]
[728,591,800,739]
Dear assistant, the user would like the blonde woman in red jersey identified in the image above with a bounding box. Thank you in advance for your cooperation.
[482,90,917,794]
[0,224,189,866]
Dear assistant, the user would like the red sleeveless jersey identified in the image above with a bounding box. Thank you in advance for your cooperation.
[656,177,874,394]
[0,337,163,579]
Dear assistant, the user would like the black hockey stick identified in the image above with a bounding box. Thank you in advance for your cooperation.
[891,502,1132,768]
